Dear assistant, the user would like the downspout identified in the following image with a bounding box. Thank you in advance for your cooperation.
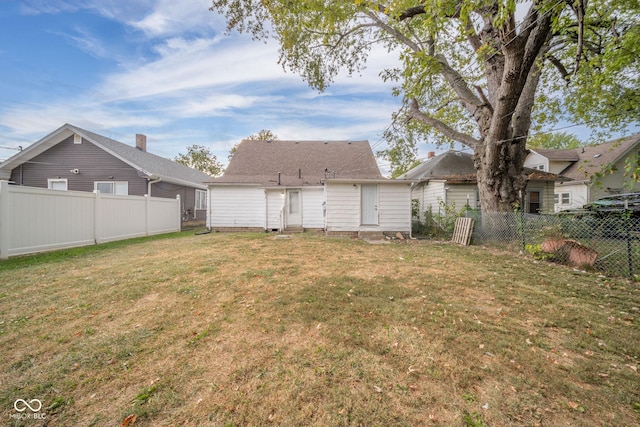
[147,177,161,196]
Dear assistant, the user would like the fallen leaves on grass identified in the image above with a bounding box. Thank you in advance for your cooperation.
[121,414,137,427]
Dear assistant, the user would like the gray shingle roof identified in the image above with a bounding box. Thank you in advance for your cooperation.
[68,125,212,187]
[0,124,211,188]
[402,151,562,182]
[555,134,640,180]
[212,139,382,186]
[532,148,580,161]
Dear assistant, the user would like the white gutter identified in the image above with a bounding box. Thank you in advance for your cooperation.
[147,177,162,196]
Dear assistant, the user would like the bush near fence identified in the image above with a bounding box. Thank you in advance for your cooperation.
[413,208,640,280]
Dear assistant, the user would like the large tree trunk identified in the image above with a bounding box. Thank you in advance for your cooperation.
[475,136,528,212]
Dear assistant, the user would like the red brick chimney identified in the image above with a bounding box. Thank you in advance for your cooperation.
[428,151,435,159]
[136,134,147,152]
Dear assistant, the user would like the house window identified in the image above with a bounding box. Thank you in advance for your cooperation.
[94,181,128,195]
[554,193,571,205]
[195,189,207,210]
[48,178,68,191]
[532,164,545,171]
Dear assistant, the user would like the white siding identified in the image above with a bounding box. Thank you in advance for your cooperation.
[555,182,590,211]
[208,186,265,228]
[446,184,478,210]
[524,152,548,171]
[0,182,180,258]
[325,182,410,232]
[412,181,446,220]
[378,183,412,231]
[266,189,285,230]
[325,183,360,231]
[301,187,325,229]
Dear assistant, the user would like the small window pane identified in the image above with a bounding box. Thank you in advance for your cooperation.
[96,182,113,193]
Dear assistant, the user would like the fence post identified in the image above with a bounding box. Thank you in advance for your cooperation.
[176,194,182,232]
[146,194,150,237]
[626,211,634,279]
[93,190,101,244]
[0,181,11,259]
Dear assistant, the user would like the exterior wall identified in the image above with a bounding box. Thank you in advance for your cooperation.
[524,152,572,174]
[524,152,548,171]
[208,186,265,229]
[377,183,412,231]
[554,182,589,211]
[301,187,325,229]
[590,156,640,198]
[325,182,410,233]
[446,184,479,210]
[9,135,148,195]
[411,181,446,221]
[524,180,556,214]
[150,182,204,221]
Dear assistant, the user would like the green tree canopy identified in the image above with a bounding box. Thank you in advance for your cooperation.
[527,132,582,150]
[174,144,224,177]
[210,0,640,213]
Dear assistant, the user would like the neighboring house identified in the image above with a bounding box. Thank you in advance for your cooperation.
[0,124,212,222]
[207,139,412,237]
[525,134,640,211]
[402,151,561,218]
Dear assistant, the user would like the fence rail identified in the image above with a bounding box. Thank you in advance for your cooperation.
[0,181,181,259]
[415,209,640,280]
[474,212,639,279]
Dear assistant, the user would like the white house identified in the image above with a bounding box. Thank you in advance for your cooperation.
[403,151,561,218]
[207,139,412,238]
[524,134,640,211]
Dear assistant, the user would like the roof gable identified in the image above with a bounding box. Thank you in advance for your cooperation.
[558,134,640,180]
[213,139,383,186]
[531,148,580,161]
[0,124,211,188]
[402,151,562,183]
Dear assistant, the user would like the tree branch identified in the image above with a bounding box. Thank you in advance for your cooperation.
[407,98,479,149]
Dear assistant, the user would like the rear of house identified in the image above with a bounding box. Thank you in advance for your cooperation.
[404,151,560,221]
[525,135,640,212]
[207,139,412,237]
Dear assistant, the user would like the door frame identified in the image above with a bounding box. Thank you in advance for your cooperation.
[360,184,379,225]
[286,188,302,227]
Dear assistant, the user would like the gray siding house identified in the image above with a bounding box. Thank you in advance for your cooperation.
[0,124,212,222]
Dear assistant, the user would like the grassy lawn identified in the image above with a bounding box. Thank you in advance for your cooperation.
[1,232,639,426]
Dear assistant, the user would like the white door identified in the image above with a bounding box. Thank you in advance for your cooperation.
[361,184,378,225]
[286,189,302,227]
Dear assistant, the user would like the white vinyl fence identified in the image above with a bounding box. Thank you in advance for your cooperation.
[0,181,181,259]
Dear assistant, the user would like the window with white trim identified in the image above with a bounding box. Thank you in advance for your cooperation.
[195,189,207,210]
[554,192,571,205]
[94,181,128,195]
[48,178,68,191]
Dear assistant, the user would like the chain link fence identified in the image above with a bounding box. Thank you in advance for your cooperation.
[414,209,640,280]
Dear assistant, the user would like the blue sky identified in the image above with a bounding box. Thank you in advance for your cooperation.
[1,1,636,173]
[0,0,408,170]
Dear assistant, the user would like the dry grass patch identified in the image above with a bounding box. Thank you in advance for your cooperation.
[0,232,639,426]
